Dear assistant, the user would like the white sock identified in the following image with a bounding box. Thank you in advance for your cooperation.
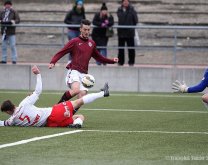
[82,91,104,104]
[73,118,83,125]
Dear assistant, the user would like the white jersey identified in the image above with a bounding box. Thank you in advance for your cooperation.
[0,74,52,127]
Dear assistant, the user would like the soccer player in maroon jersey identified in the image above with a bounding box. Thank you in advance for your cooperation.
[48,19,118,111]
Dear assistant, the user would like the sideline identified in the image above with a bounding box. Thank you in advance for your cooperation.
[84,129,208,135]
[83,108,208,114]
[1,129,208,149]
[0,90,202,98]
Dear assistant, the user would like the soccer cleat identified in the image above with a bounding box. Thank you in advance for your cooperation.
[68,124,82,128]
[101,82,109,97]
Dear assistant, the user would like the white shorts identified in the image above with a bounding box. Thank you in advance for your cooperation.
[65,69,88,91]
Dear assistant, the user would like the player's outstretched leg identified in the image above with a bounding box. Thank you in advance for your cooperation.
[72,82,110,109]
[101,82,109,97]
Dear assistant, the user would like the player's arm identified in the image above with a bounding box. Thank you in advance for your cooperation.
[0,115,16,127]
[49,41,74,69]
[187,79,208,93]
[92,47,118,64]
[172,80,208,93]
[188,69,208,93]
[19,66,42,106]
[172,69,208,93]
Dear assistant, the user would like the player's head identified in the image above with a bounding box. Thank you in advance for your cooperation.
[80,19,91,39]
[1,100,15,115]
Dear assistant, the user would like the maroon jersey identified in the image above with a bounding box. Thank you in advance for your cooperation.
[50,36,116,73]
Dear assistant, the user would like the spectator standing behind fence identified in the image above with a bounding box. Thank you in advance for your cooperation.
[91,3,114,66]
[0,0,20,64]
[64,0,85,61]
[117,0,138,66]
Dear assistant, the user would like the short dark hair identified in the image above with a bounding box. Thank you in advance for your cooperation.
[80,19,91,27]
[1,100,15,112]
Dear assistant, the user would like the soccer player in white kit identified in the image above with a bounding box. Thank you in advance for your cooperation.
[0,65,110,128]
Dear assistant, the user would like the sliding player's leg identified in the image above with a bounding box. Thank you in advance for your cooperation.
[68,83,109,128]
[73,90,88,114]
[68,114,85,128]
[71,83,109,110]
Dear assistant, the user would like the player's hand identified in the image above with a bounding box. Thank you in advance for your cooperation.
[32,65,40,74]
[172,80,188,93]
[48,63,55,69]
[113,58,118,63]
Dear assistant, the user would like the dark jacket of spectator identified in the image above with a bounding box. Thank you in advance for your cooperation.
[0,8,20,35]
[117,4,138,38]
[91,12,114,46]
[64,4,86,31]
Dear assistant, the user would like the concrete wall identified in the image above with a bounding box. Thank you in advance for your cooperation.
[0,65,206,92]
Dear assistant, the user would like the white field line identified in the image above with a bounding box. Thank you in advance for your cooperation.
[0,130,83,149]
[84,129,208,135]
[1,129,208,149]
[83,108,208,114]
[0,90,202,98]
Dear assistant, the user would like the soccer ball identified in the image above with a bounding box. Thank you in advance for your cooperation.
[81,74,95,88]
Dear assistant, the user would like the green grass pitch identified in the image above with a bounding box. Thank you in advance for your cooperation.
[0,91,208,165]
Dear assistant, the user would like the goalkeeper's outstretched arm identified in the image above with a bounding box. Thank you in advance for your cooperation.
[172,80,188,93]
[172,68,208,93]
[172,79,208,93]
[187,80,207,93]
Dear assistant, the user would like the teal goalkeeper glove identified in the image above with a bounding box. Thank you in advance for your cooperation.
[172,80,188,93]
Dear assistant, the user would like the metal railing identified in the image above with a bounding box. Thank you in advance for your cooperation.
[1,23,208,65]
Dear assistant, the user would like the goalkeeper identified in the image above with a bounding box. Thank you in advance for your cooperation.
[172,68,208,105]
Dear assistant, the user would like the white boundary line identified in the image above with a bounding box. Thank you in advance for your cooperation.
[83,108,208,114]
[84,129,208,135]
[1,129,208,149]
[0,130,83,149]
[0,91,202,98]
